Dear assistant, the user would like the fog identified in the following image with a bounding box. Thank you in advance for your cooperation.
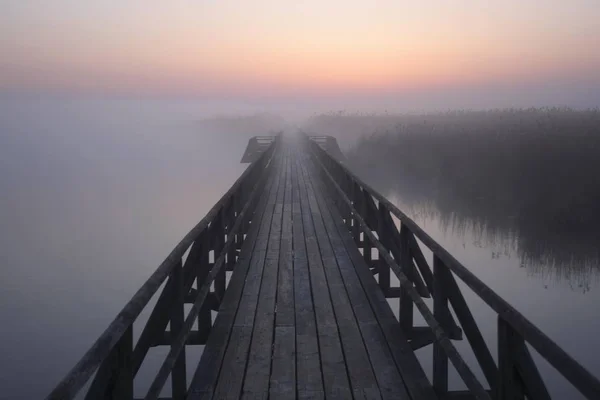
[0,95,280,398]
[1,93,600,398]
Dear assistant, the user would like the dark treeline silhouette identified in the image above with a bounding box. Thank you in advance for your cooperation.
[329,108,600,281]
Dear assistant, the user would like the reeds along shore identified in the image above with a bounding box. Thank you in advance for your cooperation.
[306,109,600,275]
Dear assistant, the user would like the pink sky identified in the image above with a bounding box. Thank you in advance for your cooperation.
[2,1,599,104]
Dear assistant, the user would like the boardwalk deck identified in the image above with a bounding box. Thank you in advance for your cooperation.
[188,139,434,400]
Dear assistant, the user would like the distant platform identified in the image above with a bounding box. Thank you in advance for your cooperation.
[240,136,277,163]
[241,134,346,163]
[308,135,346,163]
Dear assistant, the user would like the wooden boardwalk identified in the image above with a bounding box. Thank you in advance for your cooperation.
[188,140,434,399]
[46,133,600,400]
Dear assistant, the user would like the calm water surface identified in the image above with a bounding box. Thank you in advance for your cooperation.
[0,96,252,398]
[380,194,600,399]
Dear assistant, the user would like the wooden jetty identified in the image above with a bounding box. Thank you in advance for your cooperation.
[47,133,600,399]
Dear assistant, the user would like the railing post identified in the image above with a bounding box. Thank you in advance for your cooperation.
[213,210,226,302]
[399,224,414,334]
[85,326,133,400]
[234,190,243,251]
[227,197,238,272]
[349,176,356,233]
[344,172,354,226]
[433,255,449,396]
[170,260,187,399]
[361,192,373,268]
[352,183,362,246]
[377,204,391,292]
[498,316,525,400]
[197,234,212,343]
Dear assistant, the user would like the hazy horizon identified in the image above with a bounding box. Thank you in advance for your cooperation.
[2,1,600,113]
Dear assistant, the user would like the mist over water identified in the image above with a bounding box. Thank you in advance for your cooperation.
[1,94,600,398]
[0,94,289,398]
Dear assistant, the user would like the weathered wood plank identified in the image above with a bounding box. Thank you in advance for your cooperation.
[270,326,297,399]
[292,155,325,400]
[265,149,296,400]
[241,151,286,399]
[297,155,353,399]
[276,150,295,328]
[187,153,283,399]
[300,157,382,400]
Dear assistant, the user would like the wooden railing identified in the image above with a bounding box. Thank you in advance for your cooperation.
[308,138,600,400]
[46,139,278,400]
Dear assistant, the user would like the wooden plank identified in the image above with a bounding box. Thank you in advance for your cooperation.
[297,155,353,399]
[270,148,296,399]
[270,326,297,399]
[241,151,286,399]
[187,153,283,399]
[276,150,295,328]
[441,390,493,400]
[300,157,382,400]
[302,160,411,400]
[211,152,288,400]
[292,155,325,400]
[305,156,437,400]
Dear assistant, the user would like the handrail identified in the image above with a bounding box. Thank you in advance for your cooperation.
[145,146,276,399]
[46,139,277,399]
[308,140,491,399]
[308,138,600,399]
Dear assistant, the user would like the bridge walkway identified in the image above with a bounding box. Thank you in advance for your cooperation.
[187,140,435,400]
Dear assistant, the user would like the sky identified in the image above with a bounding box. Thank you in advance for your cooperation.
[1,1,600,108]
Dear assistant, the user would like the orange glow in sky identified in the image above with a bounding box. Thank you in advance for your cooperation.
[1,1,599,97]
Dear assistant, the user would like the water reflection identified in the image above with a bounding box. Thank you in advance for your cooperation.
[360,174,600,398]
[350,170,600,290]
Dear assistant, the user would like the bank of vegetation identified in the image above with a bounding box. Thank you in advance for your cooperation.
[308,109,600,269]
